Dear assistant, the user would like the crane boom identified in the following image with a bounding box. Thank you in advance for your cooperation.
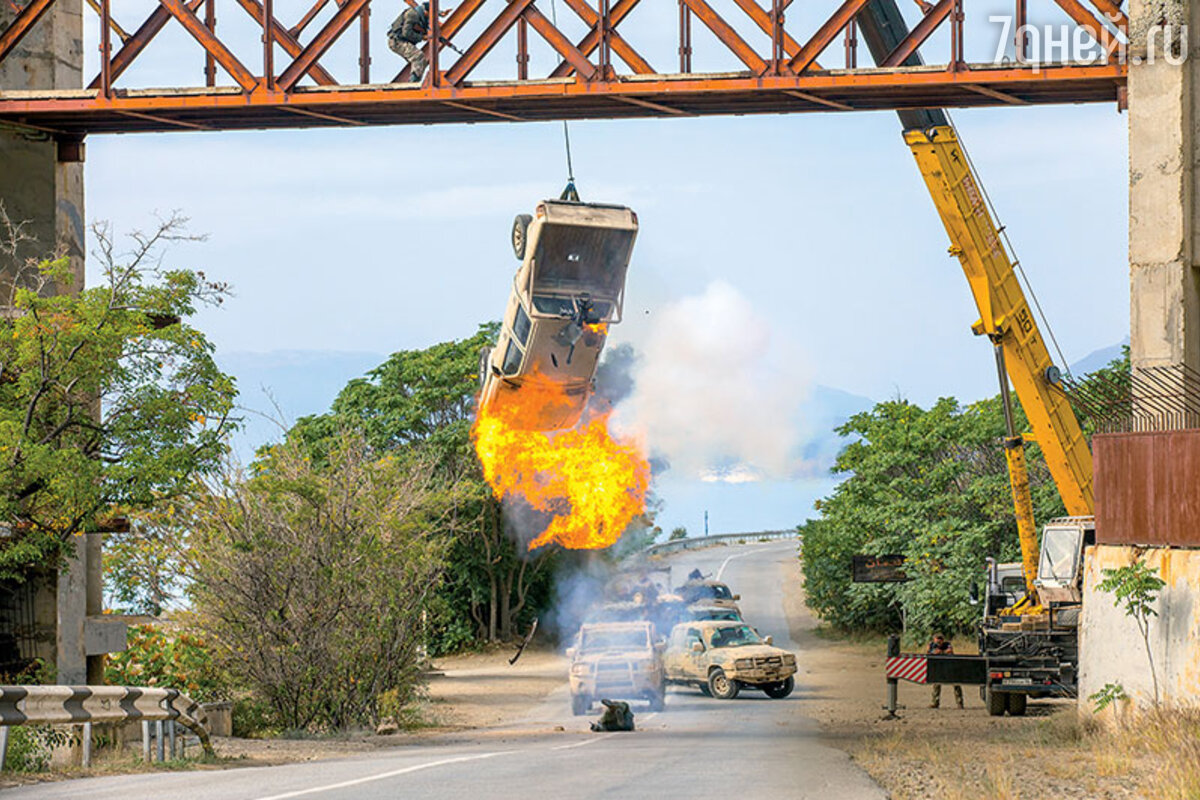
[903,126,1095,518]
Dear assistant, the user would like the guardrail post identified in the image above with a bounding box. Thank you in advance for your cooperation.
[155,720,165,762]
[81,722,92,768]
[168,721,177,759]
[0,726,8,771]
[142,720,151,762]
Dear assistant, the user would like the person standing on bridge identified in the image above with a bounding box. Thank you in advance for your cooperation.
[388,2,450,83]
[927,632,964,709]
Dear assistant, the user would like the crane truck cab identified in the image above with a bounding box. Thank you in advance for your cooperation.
[979,517,1094,716]
[478,199,638,431]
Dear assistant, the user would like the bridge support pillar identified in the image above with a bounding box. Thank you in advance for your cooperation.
[0,2,96,685]
[1078,0,1200,718]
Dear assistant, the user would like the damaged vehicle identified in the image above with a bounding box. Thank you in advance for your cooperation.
[664,621,796,700]
[479,198,639,430]
[568,621,665,716]
[676,580,742,616]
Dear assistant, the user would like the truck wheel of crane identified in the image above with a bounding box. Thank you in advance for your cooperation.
[1007,693,1028,716]
[763,676,794,699]
[986,686,1007,717]
[571,693,590,716]
[512,214,533,260]
[708,668,740,700]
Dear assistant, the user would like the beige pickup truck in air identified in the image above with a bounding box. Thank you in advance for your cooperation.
[664,620,797,700]
[478,199,638,430]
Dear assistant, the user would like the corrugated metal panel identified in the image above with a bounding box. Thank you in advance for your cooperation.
[1094,430,1200,547]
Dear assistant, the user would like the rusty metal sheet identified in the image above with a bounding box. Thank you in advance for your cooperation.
[1094,430,1200,547]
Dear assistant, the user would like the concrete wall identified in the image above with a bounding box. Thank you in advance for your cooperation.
[0,2,90,683]
[1079,0,1200,715]
[1079,545,1200,709]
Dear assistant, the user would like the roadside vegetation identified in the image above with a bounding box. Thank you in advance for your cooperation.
[798,351,1129,642]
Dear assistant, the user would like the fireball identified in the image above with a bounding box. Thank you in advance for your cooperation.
[472,375,650,551]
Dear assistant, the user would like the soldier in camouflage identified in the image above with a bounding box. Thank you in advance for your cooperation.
[590,699,635,732]
[388,2,431,82]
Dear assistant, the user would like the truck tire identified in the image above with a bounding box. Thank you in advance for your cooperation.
[571,693,590,716]
[708,668,740,700]
[763,676,794,699]
[1007,693,1028,716]
[478,346,493,387]
[512,214,533,260]
[986,686,1006,717]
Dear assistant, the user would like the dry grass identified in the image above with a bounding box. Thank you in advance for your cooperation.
[850,706,1200,800]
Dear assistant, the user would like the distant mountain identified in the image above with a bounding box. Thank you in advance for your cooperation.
[1069,339,1128,377]
[218,350,386,460]
[800,384,875,468]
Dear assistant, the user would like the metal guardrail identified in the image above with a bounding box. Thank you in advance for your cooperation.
[640,530,798,559]
[0,685,213,768]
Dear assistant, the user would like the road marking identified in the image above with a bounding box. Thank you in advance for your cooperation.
[251,751,510,800]
[551,713,656,751]
[552,735,612,750]
[716,549,754,581]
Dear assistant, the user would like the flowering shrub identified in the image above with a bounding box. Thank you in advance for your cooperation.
[105,625,227,702]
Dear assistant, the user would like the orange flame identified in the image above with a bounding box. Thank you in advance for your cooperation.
[584,321,609,336]
[472,376,649,551]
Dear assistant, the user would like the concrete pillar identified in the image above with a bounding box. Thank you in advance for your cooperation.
[0,2,90,684]
[1127,0,1200,389]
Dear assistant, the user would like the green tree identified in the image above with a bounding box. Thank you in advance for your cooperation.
[800,395,1064,638]
[0,215,236,579]
[669,526,688,541]
[288,324,555,647]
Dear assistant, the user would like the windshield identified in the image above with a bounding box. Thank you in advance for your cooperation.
[532,224,634,295]
[707,625,762,649]
[1039,527,1082,582]
[580,628,649,652]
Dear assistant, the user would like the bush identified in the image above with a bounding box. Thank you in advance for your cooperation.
[105,625,228,701]
[231,696,281,739]
[190,432,450,731]
[3,725,69,772]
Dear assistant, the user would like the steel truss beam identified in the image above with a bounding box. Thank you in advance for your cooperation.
[0,0,1127,135]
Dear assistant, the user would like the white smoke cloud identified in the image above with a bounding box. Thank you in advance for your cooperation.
[613,281,812,482]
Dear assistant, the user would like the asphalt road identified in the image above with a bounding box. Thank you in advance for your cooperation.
[11,540,884,800]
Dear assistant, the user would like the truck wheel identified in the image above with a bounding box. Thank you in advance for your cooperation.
[986,686,1006,717]
[763,676,794,699]
[708,668,740,700]
[571,694,590,716]
[512,214,533,260]
[478,347,493,387]
[1007,693,1028,716]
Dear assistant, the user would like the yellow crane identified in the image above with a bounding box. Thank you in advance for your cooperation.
[904,125,1095,610]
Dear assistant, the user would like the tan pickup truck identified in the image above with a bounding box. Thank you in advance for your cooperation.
[568,621,665,715]
[478,199,638,431]
[664,621,796,700]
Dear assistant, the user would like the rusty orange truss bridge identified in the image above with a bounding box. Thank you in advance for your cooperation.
[0,0,1126,135]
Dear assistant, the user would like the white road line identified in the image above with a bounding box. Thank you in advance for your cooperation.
[552,735,612,751]
[251,751,510,800]
[716,550,754,581]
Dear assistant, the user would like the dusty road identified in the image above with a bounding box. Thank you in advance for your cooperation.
[6,540,886,800]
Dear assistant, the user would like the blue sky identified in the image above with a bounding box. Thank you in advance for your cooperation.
[83,68,1129,535]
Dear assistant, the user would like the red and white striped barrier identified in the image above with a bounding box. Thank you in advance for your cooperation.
[886,655,928,684]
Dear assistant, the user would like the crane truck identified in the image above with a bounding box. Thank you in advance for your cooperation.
[856,0,1096,715]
